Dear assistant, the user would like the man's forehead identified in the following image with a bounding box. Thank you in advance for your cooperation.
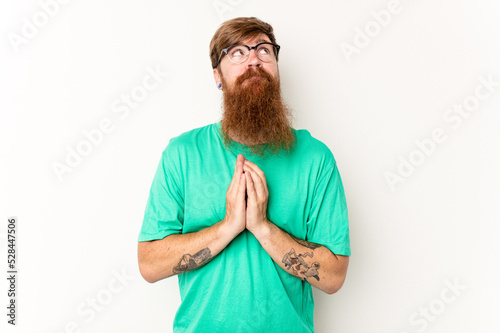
[238,33,271,45]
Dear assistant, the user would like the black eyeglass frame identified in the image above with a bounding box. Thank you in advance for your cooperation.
[214,42,281,68]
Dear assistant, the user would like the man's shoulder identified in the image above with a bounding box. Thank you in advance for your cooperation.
[293,127,336,166]
[173,122,216,142]
[163,122,217,152]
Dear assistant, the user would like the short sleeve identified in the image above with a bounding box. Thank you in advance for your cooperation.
[138,138,184,242]
[306,162,351,256]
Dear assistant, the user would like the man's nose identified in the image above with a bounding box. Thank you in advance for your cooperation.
[246,49,262,67]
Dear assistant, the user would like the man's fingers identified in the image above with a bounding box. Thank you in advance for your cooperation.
[230,160,238,190]
[239,154,246,175]
[245,170,252,190]
[243,160,267,189]
[245,170,257,201]
[244,164,265,198]
[230,154,244,192]
[238,173,247,206]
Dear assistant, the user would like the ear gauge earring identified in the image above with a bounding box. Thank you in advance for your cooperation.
[218,83,222,89]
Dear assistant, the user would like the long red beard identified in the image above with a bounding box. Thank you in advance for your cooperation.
[220,67,295,158]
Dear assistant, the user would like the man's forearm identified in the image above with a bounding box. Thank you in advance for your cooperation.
[251,220,349,294]
[138,219,239,283]
[139,154,247,283]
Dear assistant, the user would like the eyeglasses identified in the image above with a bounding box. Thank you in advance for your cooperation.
[214,42,280,68]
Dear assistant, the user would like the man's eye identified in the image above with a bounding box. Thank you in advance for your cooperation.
[259,47,271,54]
[230,48,245,57]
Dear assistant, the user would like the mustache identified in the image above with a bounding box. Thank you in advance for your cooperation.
[235,67,273,86]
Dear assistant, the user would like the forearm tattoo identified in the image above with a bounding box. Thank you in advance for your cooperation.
[289,234,323,250]
[173,248,212,274]
[282,248,320,282]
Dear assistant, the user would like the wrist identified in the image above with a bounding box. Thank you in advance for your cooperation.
[218,218,242,240]
[249,218,272,242]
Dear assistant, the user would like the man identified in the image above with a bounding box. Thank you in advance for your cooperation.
[137,17,350,332]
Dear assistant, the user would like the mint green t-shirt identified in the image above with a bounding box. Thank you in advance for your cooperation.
[138,121,350,333]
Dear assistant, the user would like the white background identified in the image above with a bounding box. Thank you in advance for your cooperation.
[1,0,499,332]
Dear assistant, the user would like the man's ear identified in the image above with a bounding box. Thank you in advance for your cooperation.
[213,68,221,88]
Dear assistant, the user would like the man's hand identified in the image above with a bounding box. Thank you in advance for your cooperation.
[138,154,250,283]
[243,159,271,235]
[222,154,247,237]
[235,158,348,294]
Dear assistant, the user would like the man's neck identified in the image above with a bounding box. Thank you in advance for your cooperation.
[228,130,267,146]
